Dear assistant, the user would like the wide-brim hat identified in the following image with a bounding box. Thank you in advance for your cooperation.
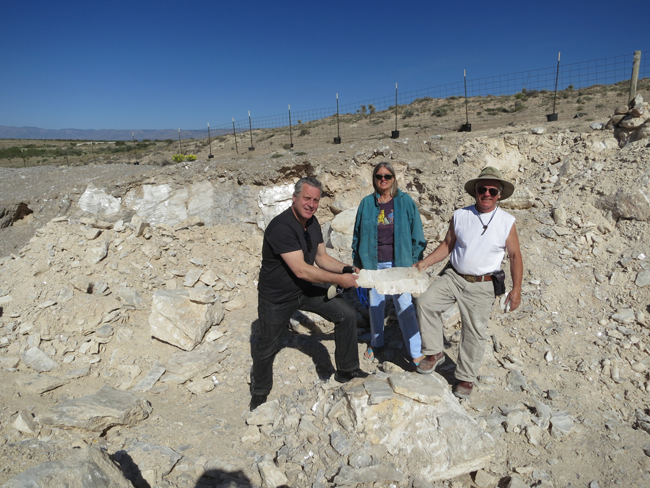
[464,166,515,200]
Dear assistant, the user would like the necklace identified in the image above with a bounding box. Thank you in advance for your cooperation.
[476,205,498,235]
[378,195,392,204]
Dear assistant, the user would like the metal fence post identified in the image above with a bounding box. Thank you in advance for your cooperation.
[288,105,294,148]
[391,83,399,139]
[629,50,642,103]
[132,132,139,164]
[232,118,238,153]
[208,123,214,158]
[334,94,341,144]
[248,111,255,151]
[547,52,560,121]
[460,71,471,132]
[178,128,183,154]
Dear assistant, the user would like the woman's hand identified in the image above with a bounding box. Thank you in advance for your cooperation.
[413,260,429,272]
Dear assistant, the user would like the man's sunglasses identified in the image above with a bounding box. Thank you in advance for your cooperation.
[477,186,499,197]
[375,174,394,181]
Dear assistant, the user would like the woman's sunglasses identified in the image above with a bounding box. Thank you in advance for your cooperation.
[375,174,394,181]
[477,186,499,197]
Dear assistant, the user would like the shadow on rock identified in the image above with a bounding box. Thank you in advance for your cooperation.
[193,469,255,487]
[111,450,151,488]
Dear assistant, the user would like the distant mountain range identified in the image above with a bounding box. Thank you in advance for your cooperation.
[0,126,229,141]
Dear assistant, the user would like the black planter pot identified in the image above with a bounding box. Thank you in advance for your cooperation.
[546,113,558,122]
[459,123,471,132]
[333,137,341,144]
[391,130,400,139]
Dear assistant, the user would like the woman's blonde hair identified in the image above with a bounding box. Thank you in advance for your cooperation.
[372,162,398,198]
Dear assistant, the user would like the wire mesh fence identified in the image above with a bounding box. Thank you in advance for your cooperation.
[187,49,648,153]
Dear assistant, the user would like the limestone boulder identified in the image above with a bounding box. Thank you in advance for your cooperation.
[149,288,224,351]
[329,206,357,253]
[500,187,535,210]
[0,446,133,488]
[78,184,122,216]
[38,385,152,432]
[257,184,293,230]
[330,372,495,481]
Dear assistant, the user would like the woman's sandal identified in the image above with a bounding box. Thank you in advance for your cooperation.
[364,345,382,361]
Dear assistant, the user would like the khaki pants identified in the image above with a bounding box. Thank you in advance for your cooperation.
[417,267,495,383]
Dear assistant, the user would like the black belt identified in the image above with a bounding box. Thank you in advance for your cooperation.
[447,263,492,282]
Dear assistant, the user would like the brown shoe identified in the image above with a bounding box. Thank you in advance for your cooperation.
[453,381,473,399]
[416,352,445,374]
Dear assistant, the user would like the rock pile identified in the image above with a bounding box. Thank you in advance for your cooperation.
[606,93,650,147]
[2,121,650,487]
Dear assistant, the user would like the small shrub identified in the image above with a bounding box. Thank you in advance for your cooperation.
[369,104,376,114]
[402,108,415,118]
[115,141,126,146]
[512,100,525,112]
[295,151,307,156]
[282,143,292,150]
[360,104,367,114]
[271,153,283,158]
[172,154,185,162]
[476,111,482,116]
[447,95,459,101]
[299,128,310,136]
[486,107,508,115]
[297,120,302,124]
[185,154,197,161]
[432,106,448,117]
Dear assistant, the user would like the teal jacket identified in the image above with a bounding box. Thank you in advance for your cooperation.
[351,189,427,270]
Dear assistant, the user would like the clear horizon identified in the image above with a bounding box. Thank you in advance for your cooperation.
[2,0,649,131]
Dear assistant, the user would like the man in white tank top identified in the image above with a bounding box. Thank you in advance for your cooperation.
[413,167,523,399]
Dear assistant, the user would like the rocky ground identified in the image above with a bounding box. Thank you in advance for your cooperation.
[1,100,650,488]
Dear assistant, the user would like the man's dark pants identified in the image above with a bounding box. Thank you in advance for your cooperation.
[252,287,359,396]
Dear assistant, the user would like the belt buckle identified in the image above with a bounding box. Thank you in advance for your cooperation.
[465,275,477,283]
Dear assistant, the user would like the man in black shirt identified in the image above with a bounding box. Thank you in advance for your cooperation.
[251,177,368,410]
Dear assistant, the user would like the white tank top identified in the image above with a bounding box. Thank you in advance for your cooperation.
[450,205,515,275]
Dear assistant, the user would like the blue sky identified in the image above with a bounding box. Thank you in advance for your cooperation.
[2,0,648,131]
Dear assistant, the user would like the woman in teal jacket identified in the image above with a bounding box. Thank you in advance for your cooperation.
[351,162,427,367]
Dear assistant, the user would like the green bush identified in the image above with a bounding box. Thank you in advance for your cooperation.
[512,100,525,112]
[299,128,310,136]
[432,106,449,117]
[271,153,283,158]
[185,154,197,161]
[402,108,415,118]
[368,104,376,114]
[172,154,185,162]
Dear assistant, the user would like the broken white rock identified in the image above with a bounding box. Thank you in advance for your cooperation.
[1,446,133,488]
[38,385,152,432]
[12,410,40,436]
[22,347,58,372]
[78,184,122,215]
[330,372,495,481]
[149,289,225,351]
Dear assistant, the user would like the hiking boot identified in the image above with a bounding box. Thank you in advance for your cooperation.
[249,393,268,411]
[334,368,369,383]
[416,352,445,374]
[453,381,473,399]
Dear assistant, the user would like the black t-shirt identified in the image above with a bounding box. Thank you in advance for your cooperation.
[258,207,324,303]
